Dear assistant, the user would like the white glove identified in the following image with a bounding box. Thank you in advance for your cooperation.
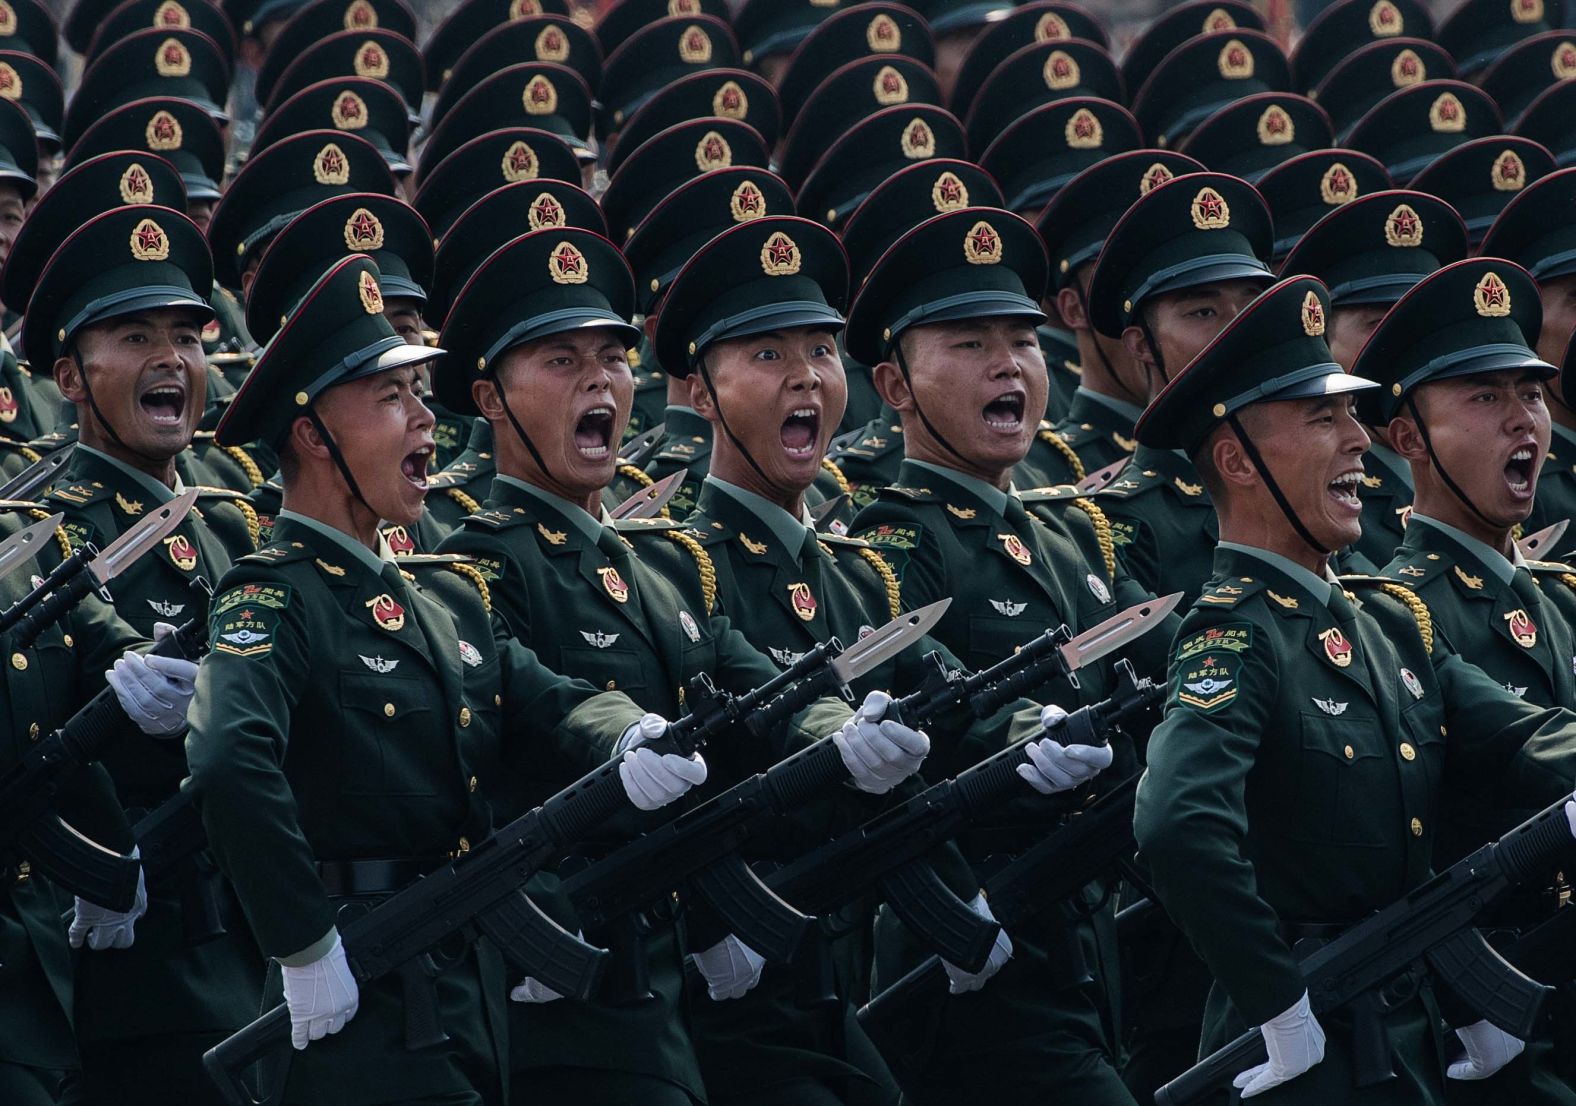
[1564,794,1576,838]
[617,711,668,754]
[941,893,1013,994]
[1016,705,1113,794]
[833,690,930,795]
[107,625,199,736]
[281,932,360,1050]
[68,850,147,950]
[619,746,708,811]
[692,934,766,1001]
[1448,1020,1525,1080]
[510,976,565,1003]
[1234,991,1327,1098]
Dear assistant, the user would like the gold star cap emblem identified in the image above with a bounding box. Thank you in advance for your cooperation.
[1514,0,1545,24]
[1203,7,1237,31]
[119,163,155,203]
[1553,40,1576,77]
[313,142,350,185]
[343,207,385,250]
[963,220,1003,265]
[522,74,558,116]
[1218,39,1254,79]
[1065,107,1103,149]
[1139,162,1175,195]
[344,0,377,29]
[534,25,569,63]
[930,170,969,212]
[1474,270,1511,317]
[154,37,191,77]
[1301,289,1325,336]
[1492,149,1526,192]
[900,117,935,159]
[353,40,390,79]
[527,192,565,230]
[1320,162,1358,205]
[154,0,190,26]
[1190,186,1231,230]
[129,218,170,261]
[867,12,900,52]
[1043,50,1081,91]
[760,231,802,276]
[730,179,766,222]
[331,90,369,130]
[1384,202,1424,246]
[1256,104,1294,146]
[713,80,749,119]
[874,65,909,105]
[1391,47,1426,87]
[694,130,733,171]
[146,109,182,149]
[0,61,19,100]
[678,24,713,63]
[1036,12,1070,40]
[549,240,589,284]
[1428,91,1466,133]
[1369,0,1403,33]
[501,140,538,181]
[358,268,383,314]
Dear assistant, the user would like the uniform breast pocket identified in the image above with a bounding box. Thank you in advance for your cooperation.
[968,612,1050,664]
[339,672,439,797]
[560,645,648,695]
[1289,711,1389,848]
[1401,698,1447,814]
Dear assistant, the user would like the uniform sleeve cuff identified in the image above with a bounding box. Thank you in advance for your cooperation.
[277,926,339,967]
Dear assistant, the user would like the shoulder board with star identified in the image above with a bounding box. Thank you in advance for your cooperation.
[1093,465,1167,499]
[612,516,684,534]
[1194,575,1269,609]
[1018,484,1086,504]
[393,553,477,565]
[237,542,314,566]
[190,430,217,444]
[816,531,872,550]
[424,469,477,490]
[463,508,528,531]
[46,481,110,508]
[875,484,940,503]
[1525,560,1576,591]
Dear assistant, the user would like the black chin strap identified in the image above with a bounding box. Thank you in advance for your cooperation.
[486,368,559,485]
[69,346,168,469]
[1073,284,1142,408]
[892,342,977,468]
[1137,317,1169,399]
[1226,412,1330,556]
[1403,393,1501,531]
[306,407,375,517]
[696,356,774,488]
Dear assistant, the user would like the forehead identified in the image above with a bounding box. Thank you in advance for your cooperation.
[87,306,207,334]
[1154,278,1267,306]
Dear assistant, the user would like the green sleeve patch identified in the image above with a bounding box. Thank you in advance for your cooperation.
[1174,651,1241,713]
[214,581,293,617]
[211,592,288,658]
[1175,622,1253,662]
[1108,518,1136,547]
[856,522,921,551]
[61,519,97,551]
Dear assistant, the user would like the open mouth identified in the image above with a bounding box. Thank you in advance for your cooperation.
[574,406,615,460]
[138,383,187,426]
[400,444,433,488]
[1328,470,1363,511]
[780,406,821,460]
[982,392,1026,434]
[1505,446,1536,497]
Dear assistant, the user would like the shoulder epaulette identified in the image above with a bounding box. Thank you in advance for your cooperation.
[661,527,716,614]
[238,542,313,566]
[878,484,940,502]
[47,480,110,507]
[1018,484,1084,503]
[464,507,525,530]
[1036,422,1086,482]
[1097,465,1165,499]
[1195,575,1269,609]
[1525,560,1576,593]
[816,531,872,549]
[1346,575,1433,654]
[613,516,683,534]
[616,462,654,489]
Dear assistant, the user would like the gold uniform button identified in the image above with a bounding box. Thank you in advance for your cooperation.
[1439,725,1447,736]
[1400,743,1416,761]
[606,679,617,690]
[62,635,72,647]
[10,652,25,670]
[458,707,472,728]
[1410,817,1424,837]
[1343,744,1355,759]
[27,722,38,740]
[494,694,501,707]
[469,775,478,793]
[383,702,396,717]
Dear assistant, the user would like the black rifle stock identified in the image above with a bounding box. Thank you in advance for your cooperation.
[1154,797,1576,1106]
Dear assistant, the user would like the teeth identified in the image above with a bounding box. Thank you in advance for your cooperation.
[791,408,815,419]
[585,406,612,419]
[1330,472,1362,491]
[1512,448,1532,461]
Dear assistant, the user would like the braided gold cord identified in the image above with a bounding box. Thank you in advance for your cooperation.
[857,547,902,619]
[221,445,265,489]
[446,487,482,517]
[18,446,39,463]
[1039,428,1086,482]
[1378,583,1433,655]
[29,507,71,560]
[664,529,716,614]
[617,462,654,488]
[821,457,852,496]
[1072,497,1117,580]
[1559,573,1576,594]
[448,561,493,614]
[231,498,261,550]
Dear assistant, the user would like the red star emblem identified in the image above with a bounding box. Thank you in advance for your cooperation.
[0,70,15,92]
[321,149,345,175]
[685,30,705,53]
[882,71,902,93]
[937,176,964,203]
[1498,155,1522,183]
[533,196,562,222]
[1393,208,1419,236]
[766,236,796,266]
[159,6,181,23]
[1378,4,1396,23]
[736,184,762,212]
[125,168,150,194]
[336,94,363,120]
[1052,57,1072,80]
[136,222,166,253]
[542,29,562,51]
[702,136,726,162]
[1226,46,1246,68]
[1562,45,1576,68]
[552,245,583,275]
[529,82,552,106]
[349,5,372,26]
[1438,99,1459,121]
[508,147,533,172]
[1265,112,1287,134]
[875,20,894,39]
[1480,274,1508,307]
[1399,56,1418,77]
[1196,192,1226,221]
[1207,12,1232,29]
[968,224,999,255]
[1073,116,1096,139]
[361,46,381,68]
[1329,168,1351,194]
[720,87,741,111]
[1143,166,1173,190]
[163,44,183,67]
[238,609,253,620]
[347,210,379,243]
[152,115,176,141]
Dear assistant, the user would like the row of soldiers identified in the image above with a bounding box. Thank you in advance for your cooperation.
[2,0,1576,1105]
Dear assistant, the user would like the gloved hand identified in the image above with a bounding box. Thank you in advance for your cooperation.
[281,932,360,1050]
[619,746,707,811]
[1017,705,1113,794]
[1448,1020,1525,1080]
[693,934,766,1001]
[1235,991,1326,1098]
[107,625,198,736]
[510,976,565,1003]
[833,690,930,794]
[68,851,147,950]
[617,711,668,754]
[941,893,1013,994]
[1564,792,1576,838]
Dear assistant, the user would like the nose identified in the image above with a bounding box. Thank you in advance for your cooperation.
[785,349,820,391]
[411,389,435,432]
[1338,406,1370,454]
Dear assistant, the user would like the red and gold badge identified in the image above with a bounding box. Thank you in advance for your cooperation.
[713,80,748,119]
[528,192,565,230]
[1474,271,1511,318]
[1301,290,1325,337]
[900,117,935,159]
[1203,7,1237,31]
[155,0,189,26]
[964,220,1003,265]
[1064,108,1103,149]
[331,90,368,130]
[1391,47,1425,87]
[1429,92,1465,133]
[549,241,589,285]
[534,25,569,63]
[354,40,389,79]
[522,74,558,116]
[343,207,384,250]
[501,140,538,181]
[0,386,18,423]
[366,592,405,631]
[760,231,802,276]
[1369,0,1403,34]
[874,64,909,105]
[314,142,350,185]
[678,24,713,63]
[1190,186,1231,230]
[694,130,733,170]
[130,218,170,261]
[598,565,630,603]
[0,0,14,33]
[508,0,542,15]
[1514,0,1544,24]
[787,582,817,621]
[1505,608,1538,647]
[146,109,182,150]
[931,170,969,211]
[359,269,384,314]
[998,532,1033,566]
[1320,162,1357,205]
[382,525,415,556]
[1139,162,1175,195]
[201,319,220,342]
[1218,39,1253,79]
[165,533,199,571]
[867,12,900,51]
[1384,202,1423,247]
[120,163,155,204]
[730,179,766,222]
[1553,40,1576,78]
[1492,150,1526,192]
[1257,104,1293,146]
[344,0,377,28]
[0,62,19,99]
[1035,12,1070,40]
[1319,626,1353,667]
[155,37,191,77]
[1043,50,1080,90]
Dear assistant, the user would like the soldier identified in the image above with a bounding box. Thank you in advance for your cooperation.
[1277,190,1470,571]
[0,97,59,447]
[1254,150,1393,266]
[1133,274,1576,1105]
[430,225,925,1104]
[185,253,705,1104]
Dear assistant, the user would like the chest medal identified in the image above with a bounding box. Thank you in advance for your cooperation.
[1400,667,1424,699]
[1504,608,1537,648]
[366,592,406,631]
[997,532,1032,565]
[164,533,198,571]
[787,582,817,621]
[1319,626,1353,667]
[599,565,630,603]
[679,609,701,641]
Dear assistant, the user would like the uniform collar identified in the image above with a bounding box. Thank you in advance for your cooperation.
[704,475,814,555]
[76,443,186,505]
[906,458,1014,519]
[1408,513,1521,585]
[276,508,394,574]
[1365,440,1414,491]
[492,473,606,545]
[1217,541,1335,604]
[1072,385,1144,426]
[1550,420,1576,456]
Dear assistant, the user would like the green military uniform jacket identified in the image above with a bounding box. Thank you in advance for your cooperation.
[626,343,669,443]
[1528,421,1576,537]
[0,350,59,444]
[45,446,264,1047]
[435,475,849,1100]
[1135,545,1576,1106]
[1097,444,1220,606]
[1041,325,1082,425]
[1025,387,1140,490]
[423,420,496,533]
[1350,441,1414,573]
[0,505,143,1072]
[186,514,642,1104]
[827,406,907,512]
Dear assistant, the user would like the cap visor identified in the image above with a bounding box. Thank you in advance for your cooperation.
[1262,368,1381,402]
[703,301,846,351]
[1145,257,1274,301]
[339,337,445,387]
[1430,348,1557,384]
[81,289,214,333]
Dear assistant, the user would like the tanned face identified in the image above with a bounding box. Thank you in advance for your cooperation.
[186,198,215,236]
[1123,279,1266,396]
[1327,304,1388,373]
[1537,276,1576,409]
[0,180,25,266]
[309,363,436,526]
[384,297,426,346]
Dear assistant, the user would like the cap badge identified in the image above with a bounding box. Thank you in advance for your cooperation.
[787,582,817,621]
[1384,202,1423,246]
[366,593,405,631]
[730,179,766,221]
[314,142,350,185]
[1203,7,1237,31]
[1257,104,1294,145]
[146,109,182,149]
[1514,0,1544,24]
[119,163,155,204]
[344,207,384,250]
[1320,162,1358,204]
[1319,626,1353,667]
[0,1,13,32]
[931,170,969,211]
[155,37,191,77]
[1553,40,1576,77]
[502,140,538,180]
[549,241,589,284]
[1218,39,1254,79]
[1139,162,1174,194]
[760,231,802,276]
[1474,270,1511,317]
[964,220,1003,265]
[598,565,630,603]
[867,13,900,51]
[528,191,565,229]
[509,0,542,16]
[344,0,377,29]
[358,269,383,314]
[1300,290,1326,336]
[1428,92,1465,133]
[1065,107,1103,148]
[998,533,1033,565]
[874,64,909,105]
[668,0,700,12]
[129,218,170,261]
[331,90,368,130]
[713,80,749,119]
[900,117,935,159]
[1370,0,1403,33]
[164,534,198,571]
[0,62,18,98]
[1492,149,1526,191]
[1190,186,1231,230]
[154,1,189,27]
[1505,608,1538,647]
[694,130,732,170]
[523,74,558,115]
[1036,12,1070,40]
[1391,47,1425,86]
[679,25,713,63]
[1043,50,1080,91]
[534,25,569,63]
[354,41,389,79]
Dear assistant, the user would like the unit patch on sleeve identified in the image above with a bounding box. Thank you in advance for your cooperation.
[211,583,292,658]
[1175,651,1242,713]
